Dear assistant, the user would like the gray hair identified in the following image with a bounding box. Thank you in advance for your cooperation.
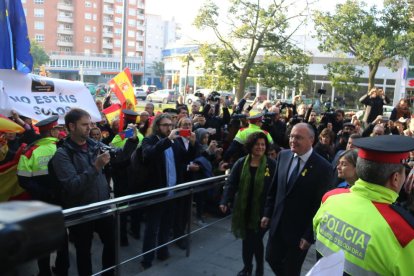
[293,122,315,140]
[356,158,404,186]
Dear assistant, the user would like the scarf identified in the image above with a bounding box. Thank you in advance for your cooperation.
[231,154,267,239]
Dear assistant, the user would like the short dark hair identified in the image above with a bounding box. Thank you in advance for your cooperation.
[244,132,269,154]
[64,108,90,130]
[336,109,345,117]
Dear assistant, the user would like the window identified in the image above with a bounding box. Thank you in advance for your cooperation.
[85,49,91,54]
[115,6,123,14]
[34,9,44,17]
[93,14,97,21]
[128,19,135,26]
[35,34,44,42]
[128,30,135,38]
[34,21,44,30]
[114,28,122,35]
[34,0,44,4]
[92,37,97,44]
[85,13,92,20]
[129,0,136,5]
[84,37,91,43]
[115,17,122,25]
[85,1,92,8]
[129,9,136,16]
[92,26,96,32]
[128,41,135,47]
[85,25,91,31]
[114,39,121,47]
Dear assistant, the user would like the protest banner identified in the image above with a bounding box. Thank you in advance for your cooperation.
[0,69,100,123]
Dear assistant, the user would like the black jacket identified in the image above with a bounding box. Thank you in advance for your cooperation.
[53,137,137,208]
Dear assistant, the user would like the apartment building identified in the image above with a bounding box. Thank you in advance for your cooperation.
[22,0,146,84]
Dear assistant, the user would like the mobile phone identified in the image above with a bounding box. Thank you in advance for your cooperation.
[178,129,191,137]
[121,128,134,138]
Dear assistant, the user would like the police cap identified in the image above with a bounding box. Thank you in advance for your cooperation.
[247,113,264,123]
[352,135,414,164]
[122,109,139,123]
[35,115,59,132]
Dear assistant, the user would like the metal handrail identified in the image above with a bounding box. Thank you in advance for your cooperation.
[63,175,227,218]
[61,175,229,276]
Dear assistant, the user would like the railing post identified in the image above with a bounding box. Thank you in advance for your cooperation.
[114,211,120,276]
[186,189,194,257]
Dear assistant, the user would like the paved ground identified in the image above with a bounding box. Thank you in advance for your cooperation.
[17,214,316,276]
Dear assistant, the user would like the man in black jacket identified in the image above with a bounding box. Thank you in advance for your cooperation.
[53,108,138,276]
[140,113,182,269]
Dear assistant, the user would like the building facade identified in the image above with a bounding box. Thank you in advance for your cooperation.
[22,0,146,84]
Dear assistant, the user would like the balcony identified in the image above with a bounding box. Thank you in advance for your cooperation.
[104,0,114,3]
[57,28,74,35]
[57,16,74,23]
[137,14,144,20]
[136,46,143,51]
[102,32,113,38]
[103,20,114,27]
[103,43,114,49]
[57,2,74,11]
[137,24,145,31]
[57,40,74,47]
[136,35,144,41]
[103,8,114,14]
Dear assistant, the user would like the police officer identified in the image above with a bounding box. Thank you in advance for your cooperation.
[314,135,414,275]
[17,115,69,276]
[110,109,143,245]
[222,113,273,168]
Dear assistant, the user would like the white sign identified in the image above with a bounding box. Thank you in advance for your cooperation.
[0,69,101,124]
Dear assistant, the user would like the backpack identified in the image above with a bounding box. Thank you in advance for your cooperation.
[47,146,73,206]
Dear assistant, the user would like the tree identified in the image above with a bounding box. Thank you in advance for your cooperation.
[252,48,311,94]
[314,0,412,92]
[151,61,165,78]
[194,0,309,100]
[30,40,49,69]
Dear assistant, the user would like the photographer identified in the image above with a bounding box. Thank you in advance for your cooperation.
[199,92,230,141]
[52,108,139,276]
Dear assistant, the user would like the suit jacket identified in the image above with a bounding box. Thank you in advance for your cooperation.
[264,149,334,246]
[172,137,199,184]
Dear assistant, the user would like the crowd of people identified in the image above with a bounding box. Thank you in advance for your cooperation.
[1,86,414,275]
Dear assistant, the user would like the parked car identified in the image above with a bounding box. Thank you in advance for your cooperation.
[185,93,201,105]
[141,85,157,95]
[134,87,147,100]
[146,89,178,103]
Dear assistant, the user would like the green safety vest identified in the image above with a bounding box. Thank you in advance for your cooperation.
[234,124,273,144]
[17,137,59,177]
[313,179,414,275]
[110,129,144,148]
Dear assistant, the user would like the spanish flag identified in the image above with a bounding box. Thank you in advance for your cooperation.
[109,68,136,111]
[102,103,122,126]
[0,144,29,202]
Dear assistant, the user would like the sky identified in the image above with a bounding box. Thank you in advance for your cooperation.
[146,0,382,44]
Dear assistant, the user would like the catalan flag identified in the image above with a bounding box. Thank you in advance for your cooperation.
[0,0,33,73]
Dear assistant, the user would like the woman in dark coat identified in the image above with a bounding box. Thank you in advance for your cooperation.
[220,132,276,276]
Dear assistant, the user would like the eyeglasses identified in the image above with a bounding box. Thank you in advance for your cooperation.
[288,135,306,141]
[159,123,174,127]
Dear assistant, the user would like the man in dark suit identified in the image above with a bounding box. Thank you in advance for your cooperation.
[261,122,334,276]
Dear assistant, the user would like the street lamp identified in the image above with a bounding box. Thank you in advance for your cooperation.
[184,53,194,103]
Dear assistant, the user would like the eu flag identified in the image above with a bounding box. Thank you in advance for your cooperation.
[0,0,33,73]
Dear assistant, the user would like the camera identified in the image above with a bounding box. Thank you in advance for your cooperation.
[100,144,118,159]
[320,111,336,125]
[207,91,221,102]
[194,92,203,97]
[280,102,294,110]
